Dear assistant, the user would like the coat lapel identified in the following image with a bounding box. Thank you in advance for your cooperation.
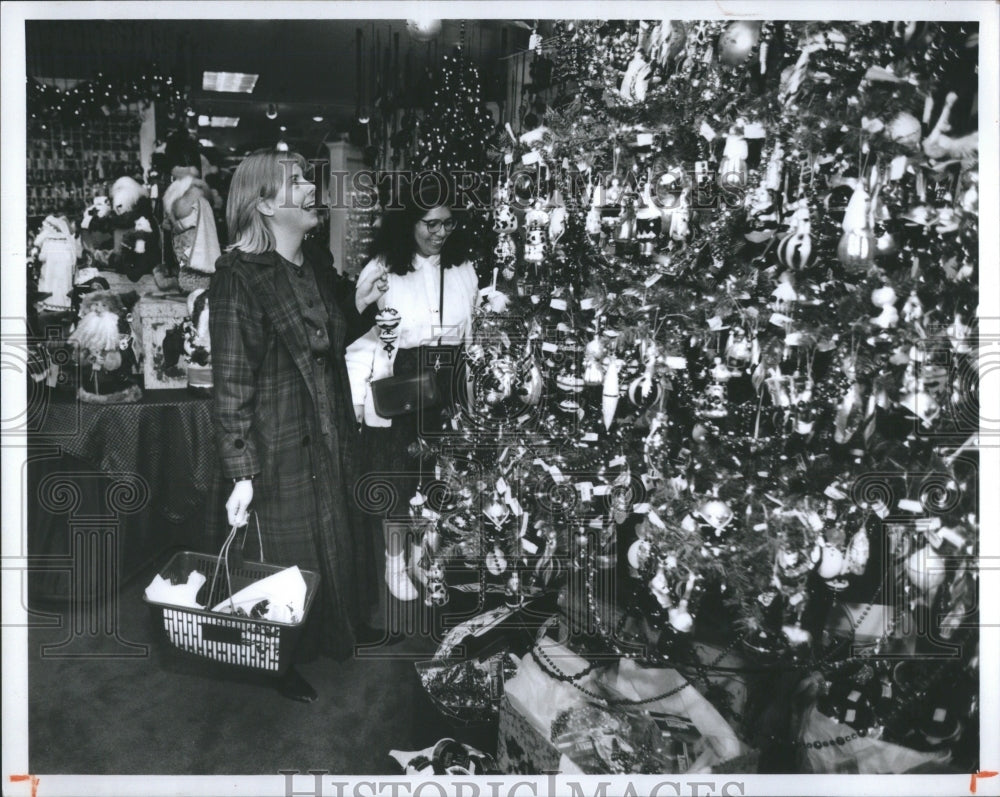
[242,252,320,412]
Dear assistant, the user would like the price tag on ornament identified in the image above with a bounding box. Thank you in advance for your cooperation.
[521,537,538,554]
[882,683,893,698]
[665,356,687,370]
[504,152,514,165]
[699,120,717,140]
[769,312,793,327]
[847,690,861,703]
[933,708,947,722]
[640,472,657,490]
[582,432,599,442]
[897,498,923,513]
[580,297,595,310]
[522,150,541,166]
[609,455,627,467]
[550,297,568,311]
[549,465,565,483]
[576,482,594,502]
[531,294,541,305]
[647,509,666,529]
[593,484,611,496]
[496,476,509,495]
[541,341,559,353]
[556,322,571,333]
[507,496,523,516]
[634,502,650,514]
[845,709,857,724]
[743,121,766,139]
[644,273,663,287]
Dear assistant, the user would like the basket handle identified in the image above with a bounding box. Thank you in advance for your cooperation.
[208,512,265,615]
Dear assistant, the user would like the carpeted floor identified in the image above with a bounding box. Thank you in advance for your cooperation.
[26,556,498,776]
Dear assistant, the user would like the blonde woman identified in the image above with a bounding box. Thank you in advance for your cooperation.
[209,149,387,700]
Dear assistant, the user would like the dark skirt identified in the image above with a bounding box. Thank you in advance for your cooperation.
[357,344,464,629]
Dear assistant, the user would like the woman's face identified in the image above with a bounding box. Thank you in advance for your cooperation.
[413,205,454,258]
[270,162,318,235]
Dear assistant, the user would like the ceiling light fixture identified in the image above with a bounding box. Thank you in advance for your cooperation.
[312,115,324,123]
[266,103,278,120]
[202,71,259,93]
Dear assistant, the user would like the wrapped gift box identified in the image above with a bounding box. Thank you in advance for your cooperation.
[497,638,751,775]
[133,294,189,389]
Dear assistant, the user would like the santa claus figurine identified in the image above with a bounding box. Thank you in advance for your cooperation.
[35,215,81,312]
[162,175,221,293]
[67,290,141,403]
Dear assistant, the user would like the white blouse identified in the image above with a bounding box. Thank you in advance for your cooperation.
[345,253,478,427]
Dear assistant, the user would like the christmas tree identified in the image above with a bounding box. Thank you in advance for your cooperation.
[413,20,980,769]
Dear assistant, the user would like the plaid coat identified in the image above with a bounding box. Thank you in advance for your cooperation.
[207,242,377,659]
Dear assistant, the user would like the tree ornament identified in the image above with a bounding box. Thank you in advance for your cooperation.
[504,570,524,608]
[619,51,651,103]
[424,560,449,606]
[906,544,946,593]
[718,21,761,66]
[697,357,732,419]
[782,620,811,648]
[777,228,813,269]
[693,497,735,539]
[518,358,544,406]
[492,201,518,267]
[837,183,876,271]
[376,307,401,353]
[871,285,899,329]
[718,124,749,190]
[886,112,922,151]
[668,572,696,632]
[626,536,652,572]
[523,201,550,266]
[649,562,672,609]
[602,357,621,430]
[485,545,508,576]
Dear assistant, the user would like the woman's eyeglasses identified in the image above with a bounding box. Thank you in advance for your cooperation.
[419,218,457,233]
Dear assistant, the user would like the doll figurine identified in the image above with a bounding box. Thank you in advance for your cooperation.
[35,215,81,312]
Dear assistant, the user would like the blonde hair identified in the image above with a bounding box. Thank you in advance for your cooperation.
[226,149,308,254]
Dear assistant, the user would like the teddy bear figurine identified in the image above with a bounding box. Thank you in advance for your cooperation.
[107,176,161,282]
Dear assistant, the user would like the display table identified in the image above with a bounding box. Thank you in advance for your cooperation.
[27,389,215,615]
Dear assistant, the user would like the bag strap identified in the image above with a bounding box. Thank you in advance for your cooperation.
[437,264,445,346]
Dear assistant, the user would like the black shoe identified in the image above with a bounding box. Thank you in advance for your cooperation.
[355,625,405,647]
[276,666,318,702]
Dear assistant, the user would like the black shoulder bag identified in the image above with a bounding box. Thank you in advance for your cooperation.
[370,267,444,418]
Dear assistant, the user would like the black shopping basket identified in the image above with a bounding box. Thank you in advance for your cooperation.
[143,516,319,676]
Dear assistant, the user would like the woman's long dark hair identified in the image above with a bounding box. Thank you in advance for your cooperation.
[370,172,472,275]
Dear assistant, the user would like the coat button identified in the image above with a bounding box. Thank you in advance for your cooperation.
[307,299,314,308]
[315,329,323,337]
[302,435,311,446]
[233,438,244,449]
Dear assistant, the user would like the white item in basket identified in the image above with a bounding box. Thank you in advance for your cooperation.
[144,570,206,609]
[211,565,307,625]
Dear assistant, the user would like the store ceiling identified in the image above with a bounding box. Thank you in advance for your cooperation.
[26,18,525,154]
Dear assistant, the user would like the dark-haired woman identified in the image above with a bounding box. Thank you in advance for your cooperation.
[346,178,478,620]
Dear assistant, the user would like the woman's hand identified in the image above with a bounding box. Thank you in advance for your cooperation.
[355,263,389,313]
[226,479,254,527]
